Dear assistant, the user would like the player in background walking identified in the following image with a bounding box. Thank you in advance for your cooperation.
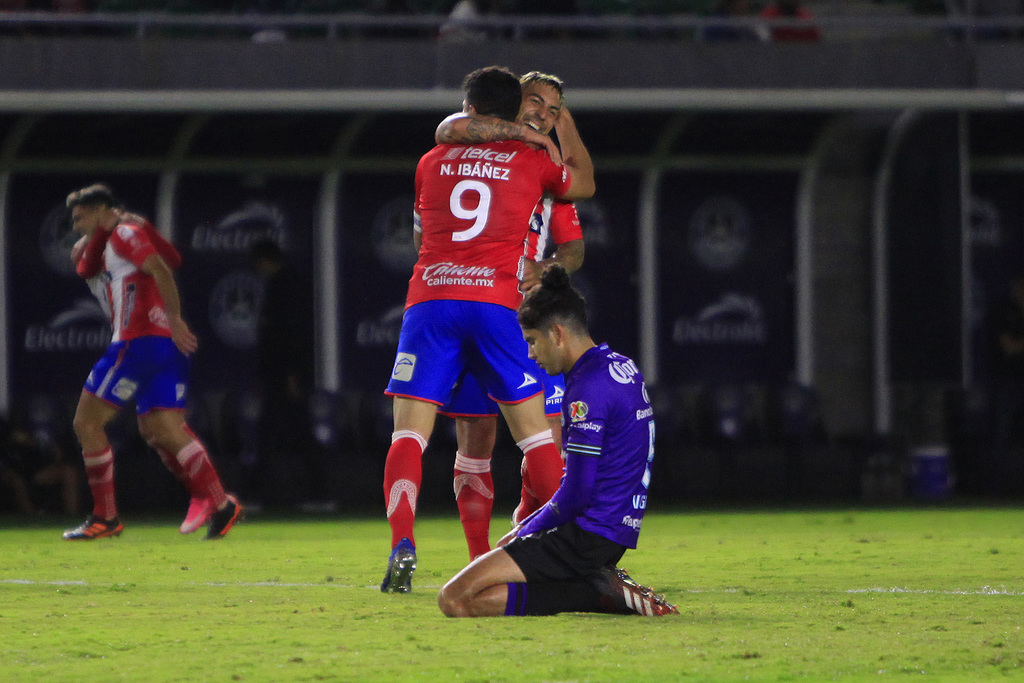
[64,184,241,540]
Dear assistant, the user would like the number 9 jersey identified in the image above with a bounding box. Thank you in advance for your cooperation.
[407,140,571,311]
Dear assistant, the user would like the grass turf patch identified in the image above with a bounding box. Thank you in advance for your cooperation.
[1,506,1022,681]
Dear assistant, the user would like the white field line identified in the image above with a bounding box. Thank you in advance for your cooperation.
[3,578,1023,595]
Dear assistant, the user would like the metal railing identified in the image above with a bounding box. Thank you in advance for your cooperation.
[0,11,1023,41]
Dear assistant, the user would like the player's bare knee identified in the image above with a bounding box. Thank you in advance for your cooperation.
[72,414,103,443]
[437,585,468,618]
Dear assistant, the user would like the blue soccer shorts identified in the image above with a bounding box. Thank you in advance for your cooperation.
[385,299,544,406]
[84,336,189,414]
[439,369,565,419]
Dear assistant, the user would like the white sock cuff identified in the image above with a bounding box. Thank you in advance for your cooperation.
[83,448,113,467]
[516,429,554,453]
[454,452,491,474]
[392,429,428,451]
[175,440,204,464]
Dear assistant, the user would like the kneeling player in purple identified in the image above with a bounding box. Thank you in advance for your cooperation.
[437,266,677,617]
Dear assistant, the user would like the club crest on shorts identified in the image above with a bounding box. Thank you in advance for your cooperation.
[112,378,138,401]
[569,400,588,422]
[392,352,416,382]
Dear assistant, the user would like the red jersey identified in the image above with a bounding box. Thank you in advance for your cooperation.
[524,196,582,264]
[76,217,182,343]
[408,140,572,310]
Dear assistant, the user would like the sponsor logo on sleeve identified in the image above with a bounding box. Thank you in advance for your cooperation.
[569,400,588,422]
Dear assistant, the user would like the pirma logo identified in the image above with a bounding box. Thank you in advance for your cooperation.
[392,353,416,382]
[569,400,588,422]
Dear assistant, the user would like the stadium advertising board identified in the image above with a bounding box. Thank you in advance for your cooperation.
[657,171,797,384]
[175,174,316,395]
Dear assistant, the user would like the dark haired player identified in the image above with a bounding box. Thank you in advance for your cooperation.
[380,66,594,592]
[64,183,241,540]
[435,70,587,560]
[437,266,677,617]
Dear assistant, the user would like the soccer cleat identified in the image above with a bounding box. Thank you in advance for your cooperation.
[179,497,213,534]
[204,495,242,540]
[62,515,124,541]
[594,566,679,616]
[380,537,417,593]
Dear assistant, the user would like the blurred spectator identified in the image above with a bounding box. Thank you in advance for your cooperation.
[250,239,315,507]
[701,0,760,42]
[439,0,495,42]
[759,0,820,42]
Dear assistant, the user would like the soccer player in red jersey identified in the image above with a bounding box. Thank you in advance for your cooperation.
[435,71,587,560]
[63,184,241,541]
[380,66,594,592]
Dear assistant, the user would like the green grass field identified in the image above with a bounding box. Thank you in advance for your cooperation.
[2,505,1023,682]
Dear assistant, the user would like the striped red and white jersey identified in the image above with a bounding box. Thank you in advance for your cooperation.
[523,195,582,264]
[77,217,182,343]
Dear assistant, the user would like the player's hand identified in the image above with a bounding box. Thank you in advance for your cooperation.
[169,316,199,356]
[525,131,562,166]
[518,260,544,294]
[70,235,89,264]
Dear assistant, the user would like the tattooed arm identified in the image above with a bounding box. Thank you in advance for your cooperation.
[435,113,562,165]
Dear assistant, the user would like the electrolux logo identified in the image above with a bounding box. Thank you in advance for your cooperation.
[24,298,111,353]
[191,201,289,254]
[672,292,766,346]
[356,304,405,347]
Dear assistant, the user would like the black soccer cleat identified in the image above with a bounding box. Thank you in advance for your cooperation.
[594,566,679,616]
[380,537,417,593]
[205,495,242,540]
[62,515,124,541]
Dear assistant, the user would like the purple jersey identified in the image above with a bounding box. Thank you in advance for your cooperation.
[519,343,654,549]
